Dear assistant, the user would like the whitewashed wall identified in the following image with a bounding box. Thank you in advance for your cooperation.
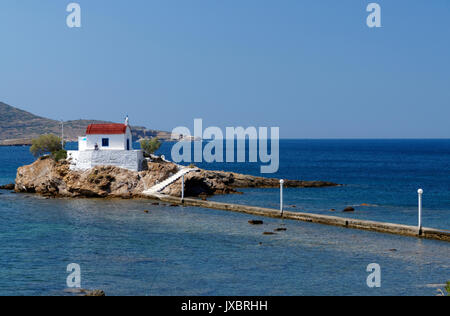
[78,137,87,151]
[83,127,133,151]
[68,150,144,172]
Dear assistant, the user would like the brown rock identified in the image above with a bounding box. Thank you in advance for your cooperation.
[263,232,276,235]
[248,220,264,225]
[0,183,15,190]
[160,168,338,198]
[343,207,355,213]
[14,158,339,199]
[274,228,287,232]
[84,289,106,296]
[63,288,106,296]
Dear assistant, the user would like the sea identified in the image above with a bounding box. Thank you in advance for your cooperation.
[0,139,448,296]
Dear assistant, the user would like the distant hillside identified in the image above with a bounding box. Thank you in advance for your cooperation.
[0,102,172,145]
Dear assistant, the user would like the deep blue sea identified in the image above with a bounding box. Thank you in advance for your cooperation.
[0,140,449,296]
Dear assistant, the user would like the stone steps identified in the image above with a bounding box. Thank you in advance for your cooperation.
[143,168,198,195]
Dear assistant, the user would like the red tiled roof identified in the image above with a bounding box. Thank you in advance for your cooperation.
[86,124,128,135]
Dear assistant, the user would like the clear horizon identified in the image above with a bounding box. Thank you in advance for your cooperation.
[1,0,449,138]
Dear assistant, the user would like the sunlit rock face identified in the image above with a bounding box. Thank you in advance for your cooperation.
[15,157,338,199]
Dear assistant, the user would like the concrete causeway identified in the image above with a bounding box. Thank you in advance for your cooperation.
[145,194,450,242]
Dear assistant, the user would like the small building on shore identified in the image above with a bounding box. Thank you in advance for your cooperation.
[68,117,144,172]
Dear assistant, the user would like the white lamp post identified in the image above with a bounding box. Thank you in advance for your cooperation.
[418,189,423,234]
[181,174,185,202]
[280,179,284,217]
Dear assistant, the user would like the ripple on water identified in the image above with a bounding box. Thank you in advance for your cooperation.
[0,194,448,296]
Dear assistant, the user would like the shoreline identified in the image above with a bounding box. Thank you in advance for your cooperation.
[7,157,449,243]
[13,158,339,199]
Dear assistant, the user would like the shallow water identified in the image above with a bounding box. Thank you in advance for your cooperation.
[196,139,450,230]
[0,192,449,296]
[0,140,448,295]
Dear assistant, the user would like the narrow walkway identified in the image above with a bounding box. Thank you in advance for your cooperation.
[143,168,198,195]
[144,193,450,243]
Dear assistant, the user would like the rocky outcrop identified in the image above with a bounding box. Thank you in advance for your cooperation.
[0,183,15,190]
[15,157,339,198]
[160,169,339,197]
[63,288,106,296]
[83,289,106,297]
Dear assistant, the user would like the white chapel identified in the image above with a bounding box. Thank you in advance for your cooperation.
[68,117,144,171]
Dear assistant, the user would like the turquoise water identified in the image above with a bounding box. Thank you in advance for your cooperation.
[0,140,449,296]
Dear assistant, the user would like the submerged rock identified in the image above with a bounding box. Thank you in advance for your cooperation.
[274,228,287,232]
[248,220,264,225]
[84,289,106,297]
[63,288,106,296]
[0,183,14,190]
[343,207,355,213]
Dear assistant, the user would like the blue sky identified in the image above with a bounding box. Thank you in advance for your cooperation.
[0,0,449,138]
